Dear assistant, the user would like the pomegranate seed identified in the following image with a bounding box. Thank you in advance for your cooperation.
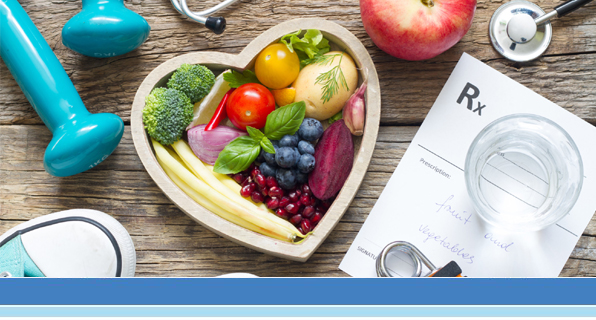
[232,174,244,184]
[298,226,305,235]
[279,196,291,208]
[295,200,302,208]
[265,176,278,188]
[300,194,312,207]
[301,219,312,233]
[269,186,283,198]
[275,208,289,219]
[288,191,299,202]
[301,184,311,194]
[310,212,322,226]
[266,197,280,210]
[255,174,266,189]
[316,204,327,213]
[249,182,257,192]
[260,186,269,197]
[248,164,257,172]
[321,199,332,209]
[251,191,264,203]
[289,214,302,225]
[286,203,299,215]
[240,184,254,197]
[251,167,261,179]
[302,205,315,219]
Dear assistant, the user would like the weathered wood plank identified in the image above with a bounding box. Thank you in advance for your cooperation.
[1,125,593,276]
[2,0,596,127]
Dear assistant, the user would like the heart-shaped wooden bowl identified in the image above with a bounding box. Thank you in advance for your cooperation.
[131,18,380,262]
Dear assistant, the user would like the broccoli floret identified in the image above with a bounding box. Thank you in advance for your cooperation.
[167,64,215,104]
[143,88,193,145]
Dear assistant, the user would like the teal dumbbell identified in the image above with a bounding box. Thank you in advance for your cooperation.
[1,0,124,177]
[62,0,150,58]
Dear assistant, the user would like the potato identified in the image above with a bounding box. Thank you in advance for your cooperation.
[292,51,358,120]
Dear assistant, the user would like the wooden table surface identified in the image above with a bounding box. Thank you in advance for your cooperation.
[2,0,596,277]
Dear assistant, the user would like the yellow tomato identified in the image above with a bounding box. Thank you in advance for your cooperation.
[255,43,300,90]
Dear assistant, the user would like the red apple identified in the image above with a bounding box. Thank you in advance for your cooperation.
[360,0,476,61]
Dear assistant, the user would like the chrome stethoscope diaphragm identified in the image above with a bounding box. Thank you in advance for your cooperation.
[490,0,593,62]
[489,0,552,62]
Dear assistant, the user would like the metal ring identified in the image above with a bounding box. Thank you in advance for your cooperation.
[376,241,438,277]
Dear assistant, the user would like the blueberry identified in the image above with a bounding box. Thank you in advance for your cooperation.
[260,162,277,177]
[295,170,308,184]
[271,140,280,147]
[263,145,277,166]
[297,154,316,173]
[298,118,324,141]
[279,134,298,147]
[257,149,266,163]
[297,140,315,155]
[276,168,296,190]
[275,146,300,168]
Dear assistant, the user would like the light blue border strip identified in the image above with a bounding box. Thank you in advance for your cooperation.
[0,306,595,317]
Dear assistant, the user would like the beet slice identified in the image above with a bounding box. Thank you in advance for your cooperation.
[309,120,354,200]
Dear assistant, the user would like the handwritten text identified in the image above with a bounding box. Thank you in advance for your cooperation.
[484,233,514,252]
[434,195,472,225]
[419,224,475,264]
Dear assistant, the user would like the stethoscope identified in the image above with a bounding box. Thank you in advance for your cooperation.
[490,0,593,62]
[170,0,239,34]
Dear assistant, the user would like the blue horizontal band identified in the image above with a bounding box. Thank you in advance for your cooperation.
[1,278,595,306]
[1,305,596,317]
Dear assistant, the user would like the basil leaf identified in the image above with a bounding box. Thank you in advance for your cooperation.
[246,126,264,141]
[261,137,275,154]
[213,136,261,174]
[223,70,261,88]
[264,101,306,140]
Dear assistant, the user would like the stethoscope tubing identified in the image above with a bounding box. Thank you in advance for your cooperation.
[170,0,238,24]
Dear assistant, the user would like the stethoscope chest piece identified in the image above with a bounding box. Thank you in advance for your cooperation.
[489,0,552,62]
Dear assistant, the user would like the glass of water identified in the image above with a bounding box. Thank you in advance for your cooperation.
[465,114,583,232]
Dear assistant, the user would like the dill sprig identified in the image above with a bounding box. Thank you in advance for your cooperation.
[308,54,350,103]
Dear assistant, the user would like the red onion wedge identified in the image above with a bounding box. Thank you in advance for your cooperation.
[187,124,247,165]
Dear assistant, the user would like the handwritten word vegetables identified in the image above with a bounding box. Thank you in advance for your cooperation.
[309,119,354,200]
[293,52,358,121]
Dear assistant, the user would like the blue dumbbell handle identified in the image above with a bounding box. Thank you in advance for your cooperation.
[1,0,124,177]
[1,0,90,132]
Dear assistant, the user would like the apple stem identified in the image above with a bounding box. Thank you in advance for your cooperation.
[421,0,434,7]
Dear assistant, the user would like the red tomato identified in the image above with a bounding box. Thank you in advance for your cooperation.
[226,83,275,131]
